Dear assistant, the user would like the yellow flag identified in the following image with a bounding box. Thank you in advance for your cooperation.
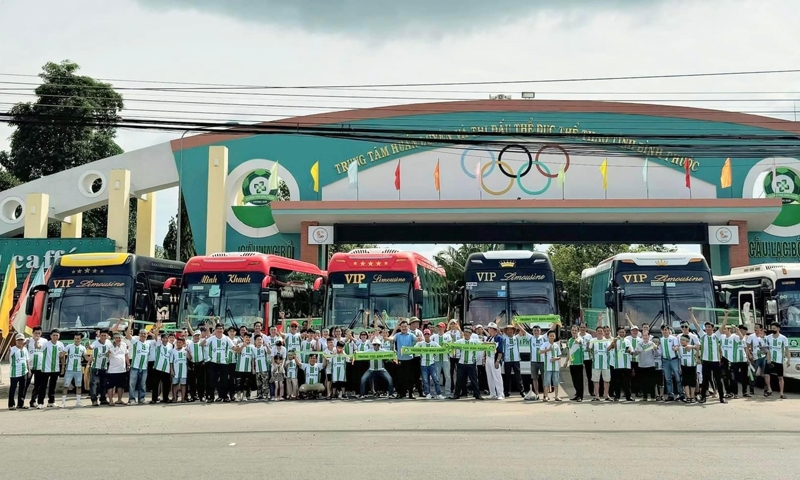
[720,158,732,189]
[599,159,608,190]
[310,161,320,193]
[0,262,17,333]
[557,167,565,186]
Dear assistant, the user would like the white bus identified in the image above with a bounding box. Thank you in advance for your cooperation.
[715,263,800,379]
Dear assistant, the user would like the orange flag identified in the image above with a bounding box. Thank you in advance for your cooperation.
[434,160,441,191]
[720,158,732,188]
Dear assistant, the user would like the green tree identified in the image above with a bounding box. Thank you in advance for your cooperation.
[0,60,137,249]
[0,161,21,192]
[546,244,677,319]
[433,244,503,283]
[162,195,196,262]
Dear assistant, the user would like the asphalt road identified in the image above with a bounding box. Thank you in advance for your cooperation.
[2,393,799,479]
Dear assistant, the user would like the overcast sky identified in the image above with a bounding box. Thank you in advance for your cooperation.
[1,0,798,261]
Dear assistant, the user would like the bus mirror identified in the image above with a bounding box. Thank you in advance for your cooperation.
[25,294,35,316]
[260,291,271,303]
[313,277,323,291]
[716,291,729,308]
[766,299,778,315]
[413,289,423,306]
[604,289,615,308]
[311,289,322,305]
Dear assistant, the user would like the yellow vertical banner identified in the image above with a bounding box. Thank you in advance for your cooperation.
[0,262,17,333]
[310,161,320,193]
[599,159,608,190]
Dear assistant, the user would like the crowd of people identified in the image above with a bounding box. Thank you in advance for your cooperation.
[4,309,793,409]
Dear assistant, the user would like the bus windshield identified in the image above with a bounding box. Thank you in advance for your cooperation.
[181,273,265,329]
[466,279,555,326]
[48,275,132,330]
[777,280,800,328]
[619,269,715,330]
[328,272,412,329]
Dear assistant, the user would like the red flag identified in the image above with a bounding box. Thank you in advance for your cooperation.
[26,268,51,334]
[434,160,441,191]
[685,160,691,188]
[10,270,31,319]
[394,162,400,191]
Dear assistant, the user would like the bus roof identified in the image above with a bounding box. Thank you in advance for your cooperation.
[597,251,706,267]
[328,249,444,276]
[184,253,324,276]
[465,250,554,270]
[580,266,596,279]
[57,253,184,273]
[717,263,800,283]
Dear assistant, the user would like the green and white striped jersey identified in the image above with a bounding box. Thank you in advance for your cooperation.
[170,348,188,379]
[130,338,152,370]
[330,354,348,382]
[41,341,64,373]
[660,336,679,360]
[356,341,371,353]
[680,345,697,367]
[589,338,611,369]
[64,344,86,372]
[765,334,789,363]
[9,346,29,378]
[567,337,584,366]
[90,340,111,370]
[720,335,736,361]
[542,342,561,372]
[529,334,547,362]
[285,333,302,351]
[732,336,746,363]
[431,334,447,362]
[235,345,255,373]
[206,336,234,364]
[186,340,205,363]
[27,338,45,371]
[414,341,440,367]
[612,337,632,369]
[505,335,521,362]
[228,337,240,365]
[153,343,172,373]
[699,331,722,362]
[285,360,298,378]
[626,336,640,359]
[456,338,482,365]
[302,363,323,384]
[254,345,269,373]
[747,334,765,360]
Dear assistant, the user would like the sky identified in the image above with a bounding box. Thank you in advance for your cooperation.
[1,0,798,262]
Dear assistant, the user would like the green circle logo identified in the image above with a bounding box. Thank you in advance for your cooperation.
[764,167,800,228]
[241,169,277,206]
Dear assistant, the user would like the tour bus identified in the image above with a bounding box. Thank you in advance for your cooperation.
[460,250,564,375]
[715,263,800,379]
[320,248,448,330]
[580,252,718,333]
[26,253,185,341]
[172,253,326,331]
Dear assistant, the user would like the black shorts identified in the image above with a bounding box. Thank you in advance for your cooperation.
[767,362,784,377]
[326,373,332,382]
[681,365,697,386]
[333,381,346,389]
[107,373,127,389]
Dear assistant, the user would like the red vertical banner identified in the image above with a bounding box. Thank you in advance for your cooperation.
[394,162,401,191]
[685,160,691,188]
[434,160,441,191]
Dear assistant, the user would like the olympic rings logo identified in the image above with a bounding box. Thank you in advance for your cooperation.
[459,144,571,196]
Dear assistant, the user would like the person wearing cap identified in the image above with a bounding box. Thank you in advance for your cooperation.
[407,317,425,397]
[624,320,642,397]
[659,324,683,401]
[25,326,45,408]
[8,333,31,410]
[390,319,418,399]
[485,322,504,400]
[329,340,352,399]
[431,322,452,398]
[186,329,206,402]
[443,319,462,397]
[413,329,444,399]
[233,333,256,401]
[451,326,483,400]
[359,338,395,398]
[502,324,524,398]
[473,324,489,394]
[106,332,130,406]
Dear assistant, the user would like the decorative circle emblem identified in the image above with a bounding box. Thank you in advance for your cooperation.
[714,227,733,244]
[311,227,329,243]
[466,144,570,196]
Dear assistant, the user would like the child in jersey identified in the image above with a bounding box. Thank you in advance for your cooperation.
[234,333,256,401]
[323,337,335,399]
[271,355,285,401]
[329,341,352,400]
[540,331,563,402]
[60,332,90,408]
[253,335,271,400]
[170,337,189,403]
[285,351,299,399]
[679,335,701,404]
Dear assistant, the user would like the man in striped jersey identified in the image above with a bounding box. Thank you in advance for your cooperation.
[719,325,737,399]
[89,330,111,406]
[294,352,328,398]
[519,324,547,399]
[690,309,728,404]
[127,324,156,405]
[151,333,174,404]
[415,329,444,399]
[502,324,524,398]
[659,325,683,402]
[567,325,585,402]
[170,336,190,402]
[8,334,31,410]
[678,334,700,403]
[38,329,64,409]
[201,324,235,403]
[441,320,461,398]
[329,341,352,399]
[60,332,89,408]
[485,323,504,400]
[589,329,611,402]
[609,327,635,402]
[25,326,45,408]
[764,322,790,399]
[233,333,256,401]
[359,338,395,398]
[451,327,484,400]
[579,322,598,399]
[253,335,271,399]
[730,325,750,398]
[746,323,767,392]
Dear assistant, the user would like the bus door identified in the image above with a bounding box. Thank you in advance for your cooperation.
[738,290,757,331]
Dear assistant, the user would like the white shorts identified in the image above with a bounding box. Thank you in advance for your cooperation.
[592,368,610,383]
[64,370,83,387]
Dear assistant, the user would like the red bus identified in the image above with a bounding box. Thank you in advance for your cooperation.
[172,253,325,330]
[319,248,448,330]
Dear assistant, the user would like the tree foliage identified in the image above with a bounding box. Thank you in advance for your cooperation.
[433,244,503,283]
[162,194,196,262]
[0,60,135,249]
[547,243,677,319]
[0,161,21,192]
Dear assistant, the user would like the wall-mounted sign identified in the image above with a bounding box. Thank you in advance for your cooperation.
[308,226,334,245]
[709,226,739,245]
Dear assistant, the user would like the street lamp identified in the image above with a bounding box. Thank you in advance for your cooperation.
[175,122,241,261]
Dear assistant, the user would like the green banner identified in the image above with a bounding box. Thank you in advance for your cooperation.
[354,350,397,361]
[401,346,451,355]
[293,350,322,358]
[512,314,561,324]
[0,238,116,284]
[442,343,496,352]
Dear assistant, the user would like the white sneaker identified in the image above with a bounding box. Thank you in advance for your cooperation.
[58,401,66,408]
[489,395,497,400]
[497,396,505,400]
[37,404,44,410]
[425,394,432,399]
[436,395,445,400]
[75,400,84,407]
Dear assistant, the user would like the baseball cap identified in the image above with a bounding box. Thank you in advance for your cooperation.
[290,321,298,327]
[409,317,420,324]
[15,333,24,340]
[630,325,639,331]
[372,338,382,345]
[437,322,446,328]
[487,322,498,330]
[423,329,431,335]
[193,330,201,336]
